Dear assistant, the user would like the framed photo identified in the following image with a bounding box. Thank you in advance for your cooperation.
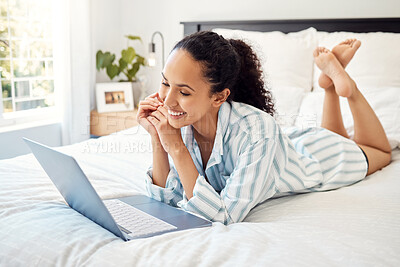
[96,82,134,113]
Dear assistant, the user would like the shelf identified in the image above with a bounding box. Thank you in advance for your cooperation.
[90,109,138,136]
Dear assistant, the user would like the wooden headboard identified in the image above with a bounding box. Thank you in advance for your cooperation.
[181,18,400,36]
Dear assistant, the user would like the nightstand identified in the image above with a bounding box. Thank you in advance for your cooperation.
[90,109,138,137]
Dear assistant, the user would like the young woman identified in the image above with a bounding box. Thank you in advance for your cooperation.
[137,31,391,225]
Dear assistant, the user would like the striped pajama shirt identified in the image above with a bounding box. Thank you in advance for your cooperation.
[145,101,368,225]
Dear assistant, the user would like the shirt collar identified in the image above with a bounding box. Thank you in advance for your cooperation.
[213,101,231,159]
[181,101,231,168]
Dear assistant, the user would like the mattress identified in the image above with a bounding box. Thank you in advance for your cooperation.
[1,126,399,266]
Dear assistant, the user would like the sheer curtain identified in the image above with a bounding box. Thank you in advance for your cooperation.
[54,0,93,145]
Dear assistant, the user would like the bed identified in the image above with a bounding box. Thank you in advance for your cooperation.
[1,18,400,266]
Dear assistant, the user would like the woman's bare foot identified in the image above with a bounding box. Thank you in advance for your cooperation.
[313,47,355,98]
[318,39,361,89]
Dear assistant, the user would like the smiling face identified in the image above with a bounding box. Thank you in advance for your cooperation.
[158,49,228,132]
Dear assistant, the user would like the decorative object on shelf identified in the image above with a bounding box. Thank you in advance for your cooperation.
[95,82,134,113]
[148,31,165,67]
[96,35,147,107]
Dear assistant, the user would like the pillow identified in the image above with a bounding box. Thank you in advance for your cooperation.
[313,31,400,92]
[295,88,400,150]
[213,27,317,92]
[271,86,306,127]
[213,27,317,126]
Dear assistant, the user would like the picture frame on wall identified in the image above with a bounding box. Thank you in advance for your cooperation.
[95,82,134,113]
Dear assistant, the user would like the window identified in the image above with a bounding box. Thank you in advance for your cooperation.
[0,0,55,122]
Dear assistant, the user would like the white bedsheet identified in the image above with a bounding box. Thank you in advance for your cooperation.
[1,126,399,266]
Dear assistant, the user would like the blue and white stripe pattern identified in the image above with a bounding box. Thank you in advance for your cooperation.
[145,101,368,225]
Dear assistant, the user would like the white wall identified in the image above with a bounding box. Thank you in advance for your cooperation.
[91,0,124,109]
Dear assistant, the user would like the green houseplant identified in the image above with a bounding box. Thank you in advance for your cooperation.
[95,35,147,110]
[96,35,146,82]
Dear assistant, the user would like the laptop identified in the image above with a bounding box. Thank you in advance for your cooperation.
[23,138,211,241]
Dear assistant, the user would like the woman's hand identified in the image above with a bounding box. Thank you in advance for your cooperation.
[136,92,164,139]
[147,106,185,155]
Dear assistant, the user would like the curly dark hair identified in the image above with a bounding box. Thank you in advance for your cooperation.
[172,31,275,115]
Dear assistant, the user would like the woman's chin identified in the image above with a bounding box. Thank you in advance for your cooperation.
[168,118,188,129]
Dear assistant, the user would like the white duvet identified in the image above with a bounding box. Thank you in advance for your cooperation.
[1,126,399,266]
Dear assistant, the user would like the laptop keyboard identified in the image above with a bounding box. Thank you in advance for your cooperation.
[103,199,177,238]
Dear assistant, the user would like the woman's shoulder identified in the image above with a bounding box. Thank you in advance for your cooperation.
[228,101,279,142]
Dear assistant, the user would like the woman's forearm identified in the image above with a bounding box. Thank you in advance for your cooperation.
[151,138,170,188]
[169,144,199,199]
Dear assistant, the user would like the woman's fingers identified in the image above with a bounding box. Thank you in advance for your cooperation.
[147,92,164,103]
[137,100,161,127]
[148,110,168,131]
[138,117,158,137]
[138,92,167,137]
[156,106,169,117]
[145,92,163,104]
[138,104,158,112]
[145,92,159,99]
[149,110,164,121]
[138,99,163,118]
[147,115,160,127]
[140,98,162,107]
[137,105,157,117]
[156,93,164,103]
[137,103,157,118]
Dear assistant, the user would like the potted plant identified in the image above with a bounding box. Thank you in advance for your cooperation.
[96,35,147,109]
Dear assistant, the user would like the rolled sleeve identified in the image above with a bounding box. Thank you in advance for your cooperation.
[179,138,278,225]
[178,175,223,221]
[145,166,184,207]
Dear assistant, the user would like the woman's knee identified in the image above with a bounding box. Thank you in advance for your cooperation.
[382,150,392,167]
[358,144,391,175]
